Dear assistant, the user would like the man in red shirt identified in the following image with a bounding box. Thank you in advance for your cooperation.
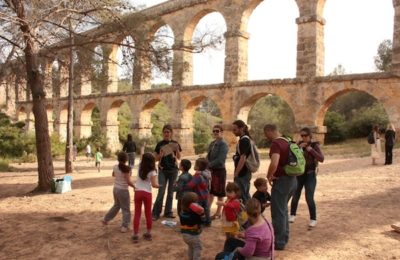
[264,124,297,251]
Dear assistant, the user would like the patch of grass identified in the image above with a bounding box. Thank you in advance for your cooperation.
[0,158,11,172]
[323,138,381,157]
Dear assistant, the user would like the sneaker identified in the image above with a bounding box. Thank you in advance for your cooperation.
[143,233,152,241]
[309,220,317,228]
[131,235,139,243]
[120,226,128,233]
[152,215,159,221]
[289,215,296,223]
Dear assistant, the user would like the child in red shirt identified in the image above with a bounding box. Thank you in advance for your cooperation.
[217,182,241,238]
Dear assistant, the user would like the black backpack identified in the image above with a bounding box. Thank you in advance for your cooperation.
[367,132,375,144]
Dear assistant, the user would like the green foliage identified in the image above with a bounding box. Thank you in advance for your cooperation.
[324,111,347,143]
[151,102,171,143]
[118,103,133,143]
[325,91,390,143]
[347,103,389,137]
[329,92,376,120]
[374,39,392,72]
[193,111,222,154]
[0,112,35,158]
[248,96,295,147]
[50,133,66,158]
[118,79,133,92]
[0,158,11,172]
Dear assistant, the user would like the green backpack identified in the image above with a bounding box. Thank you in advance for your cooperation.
[278,137,306,176]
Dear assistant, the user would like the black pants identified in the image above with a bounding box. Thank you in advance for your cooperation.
[290,172,317,220]
[215,238,245,260]
[385,144,394,164]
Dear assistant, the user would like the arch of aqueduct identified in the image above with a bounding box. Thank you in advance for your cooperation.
[1,0,400,154]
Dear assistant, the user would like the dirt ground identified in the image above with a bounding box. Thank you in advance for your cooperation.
[0,150,399,260]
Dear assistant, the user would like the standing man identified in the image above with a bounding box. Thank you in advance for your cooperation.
[123,134,137,168]
[152,124,182,221]
[264,124,297,251]
[232,120,252,203]
[384,123,396,165]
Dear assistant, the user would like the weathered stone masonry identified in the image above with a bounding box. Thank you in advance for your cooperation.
[1,0,400,154]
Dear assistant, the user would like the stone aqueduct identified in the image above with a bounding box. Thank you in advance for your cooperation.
[1,0,400,154]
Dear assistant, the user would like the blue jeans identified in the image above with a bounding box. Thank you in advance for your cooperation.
[290,171,317,220]
[152,169,178,217]
[234,171,251,203]
[271,175,297,248]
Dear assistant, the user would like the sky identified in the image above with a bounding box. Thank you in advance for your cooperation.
[129,0,394,84]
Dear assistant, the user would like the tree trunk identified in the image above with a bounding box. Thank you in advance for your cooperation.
[13,0,54,191]
[65,18,74,174]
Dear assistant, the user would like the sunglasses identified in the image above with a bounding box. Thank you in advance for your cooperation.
[213,130,221,133]
[300,134,309,137]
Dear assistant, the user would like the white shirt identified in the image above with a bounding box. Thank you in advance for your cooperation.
[86,144,91,154]
[135,170,157,193]
[113,165,131,190]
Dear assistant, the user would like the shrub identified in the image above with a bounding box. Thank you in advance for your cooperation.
[324,111,347,143]
[347,103,389,138]
[0,158,11,172]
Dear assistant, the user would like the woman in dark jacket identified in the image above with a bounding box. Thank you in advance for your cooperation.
[206,125,229,219]
[289,127,324,228]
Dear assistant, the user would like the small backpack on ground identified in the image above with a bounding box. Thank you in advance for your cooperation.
[237,135,260,173]
[367,132,375,144]
[278,137,306,176]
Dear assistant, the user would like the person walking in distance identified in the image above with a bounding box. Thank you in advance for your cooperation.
[289,127,324,228]
[152,124,182,221]
[264,124,297,251]
[232,120,252,203]
[123,134,137,169]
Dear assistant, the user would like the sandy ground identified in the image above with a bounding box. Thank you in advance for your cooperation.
[0,151,399,260]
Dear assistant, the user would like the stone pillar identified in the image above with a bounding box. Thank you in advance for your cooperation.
[392,0,400,73]
[173,124,195,155]
[172,39,193,87]
[46,108,54,135]
[132,45,152,90]
[295,0,325,78]
[42,60,53,99]
[59,64,69,98]
[106,121,121,152]
[224,29,249,83]
[103,45,119,93]
[132,122,153,139]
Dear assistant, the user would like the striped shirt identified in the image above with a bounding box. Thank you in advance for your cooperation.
[186,171,209,201]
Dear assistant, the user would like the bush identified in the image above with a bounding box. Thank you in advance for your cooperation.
[324,111,347,143]
[0,158,11,172]
[0,112,36,158]
[347,103,389,138]
[50,133,65,158]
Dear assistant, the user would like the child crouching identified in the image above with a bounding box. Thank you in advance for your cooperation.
[180,192,205,260]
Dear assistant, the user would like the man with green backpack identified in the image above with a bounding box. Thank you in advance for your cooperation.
[264,124,305,251]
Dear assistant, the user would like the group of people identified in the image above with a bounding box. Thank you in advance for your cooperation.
[102,121,327,259]
[370,124,396,165]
